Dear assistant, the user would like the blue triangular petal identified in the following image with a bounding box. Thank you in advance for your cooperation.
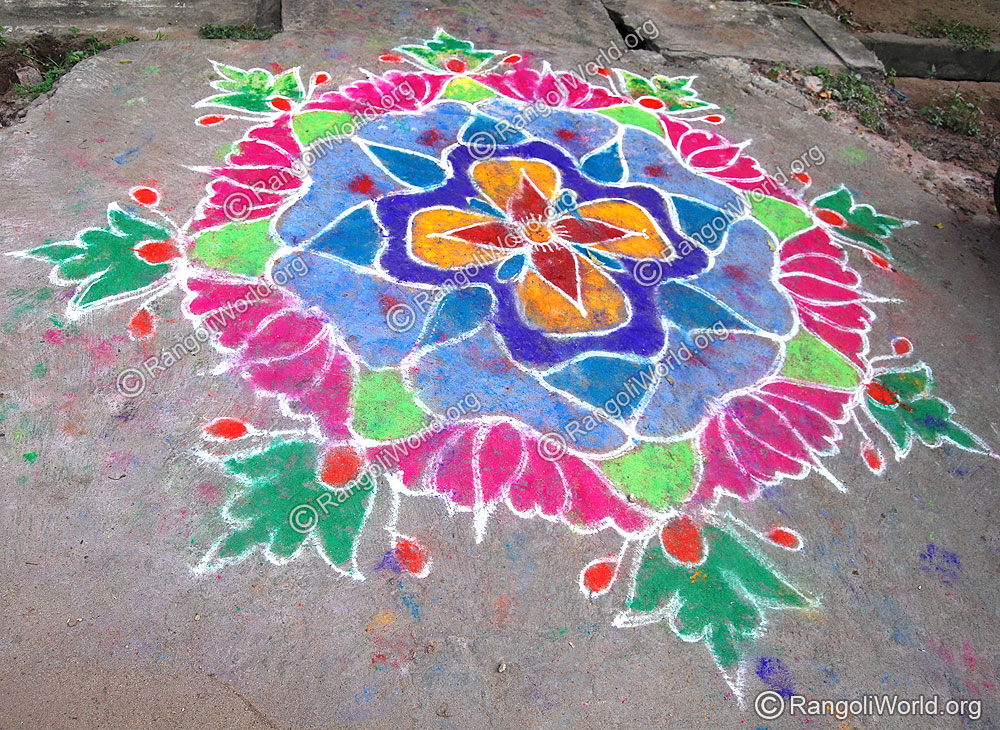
[309,203,383,265]
[579,137,625,183]
[544,355,655,421]
[358,140,447,189]
[467,197,506,219]
[658,280,755,333]
[671,197,730,251]
[419,287,494,347]
[460,113,527,147]
[495,254,525,281]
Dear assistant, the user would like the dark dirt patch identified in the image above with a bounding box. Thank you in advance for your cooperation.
[837,0,999,41]
[0,32,137,126]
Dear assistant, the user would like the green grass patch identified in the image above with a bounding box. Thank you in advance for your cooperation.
[198,24,276,40]
[13,34,138,101]
[911,13,992,51]
[920,90,984,137]
[809,67,890,135]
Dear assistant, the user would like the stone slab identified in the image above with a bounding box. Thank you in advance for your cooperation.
[861,31,1000,82]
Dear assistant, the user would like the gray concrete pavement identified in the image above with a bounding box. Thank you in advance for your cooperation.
[1,3,999,728]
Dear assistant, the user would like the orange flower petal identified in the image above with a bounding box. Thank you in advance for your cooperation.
[471,159,560,214]
[576,200,672,259]
[517,256,627,334]
[411,207,512,269]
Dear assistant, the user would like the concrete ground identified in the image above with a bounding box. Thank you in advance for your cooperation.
[1,1,999,728]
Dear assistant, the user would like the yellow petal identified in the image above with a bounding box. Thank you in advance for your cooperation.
[517,257,627,334]
[471,158,560,213]
[411,207,511,269]
[576,200,672,259]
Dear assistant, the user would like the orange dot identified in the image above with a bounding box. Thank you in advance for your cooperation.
[596,67,611,76]
[704,114,724,123]
[394,538,428,575]
[502,54,522,64]
[866,251,892,270]
[892,337,912,355]
[862,444,884,471]
[445,58,467,73]
[131,187,159,206]
[768,527,800,549]
[128,309,154,339]
[582,559,616,594]
[379,53,402,63]
[661,515,703,564]
[313,72,331,85]
[638,96,665,110]
[793,172,811,184]
[319,445,363,485]
[197,115,226,126]
[204,418,249,440]
[270,97,292,111]
[134,241,180,264]
[816,208,846,226]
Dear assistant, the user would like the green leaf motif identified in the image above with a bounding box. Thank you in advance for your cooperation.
[23,204,172,314]
[617,70,715,113]
[620,520,812,674]
[200,62,304,113]
[396,29,502,72]
[865,364,989,456]
[812,186,907,255]
[208,439,376,574]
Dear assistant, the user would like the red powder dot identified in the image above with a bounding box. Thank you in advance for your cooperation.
[394,538,428,575]
[866,381,898,406]
[815,208,846,226]
[638,96,665,110]
[313,72,331,85]
[596,67,611,76]
[379,54,403,63]
[502,54,522,64]
[128,309,154,339]
[204,418,249,440]
[582,559,616,594]
[704,114,724,123]
[134,241,180,264]
[197,115,226,126]
[866,251,892,270]
[319,446,363,485]
[793,172,811,184]
[892,337,912,355]
[768,527,800,549]
[661,515,704,564]
[862,443,884,472]
[270,97,292,111]
[445,58,467,73]
[131,187,159,206]
[348,174,379,196]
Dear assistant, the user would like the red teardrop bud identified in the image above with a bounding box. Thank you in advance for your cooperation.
[866,251,893,270]
[661,515,704,565]
[793,172,811,184]
[862,442,884,472]
[128,309,154,340]
[767,527,801,549]
[891,337,912,355]
[445,58,467,73]
[134,241,181,264]
[580,557,617,596]
[637,96,665,110]
[313,72,331,85]
[866,381,898,406]
[379,53,403,63]
[704,114,724,123]
[319,445,363,485]
[269,97,292,111]
[595,67,611,76]
[394,538,429,576]
[816,208,846,226]
[502,54,522,64]
[204,417,249,440]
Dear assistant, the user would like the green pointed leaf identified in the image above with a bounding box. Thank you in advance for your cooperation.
[597,106,665,137]
[202,65,303,113]
[878,366,930,399]
[867,399,910,450]
[27,242,85,263]
[193,218,279,277]
[619,70,656,98]
[781,330,860,388]
[600,440,697,509]
[812,186,906,254]
[213,438,375,570]
[441,77,496,102]
[751,195,813,241]
[352,370,429,440]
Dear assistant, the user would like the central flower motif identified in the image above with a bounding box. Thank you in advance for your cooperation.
[378,141,710,369]
[409,158,675,336]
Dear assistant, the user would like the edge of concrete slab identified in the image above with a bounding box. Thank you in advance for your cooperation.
[860,32,1000,82]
